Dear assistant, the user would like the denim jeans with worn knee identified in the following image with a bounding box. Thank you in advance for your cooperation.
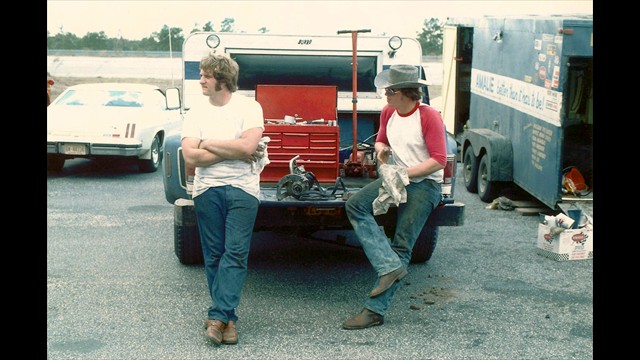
[194,185,259,324]
[345,177,441,315]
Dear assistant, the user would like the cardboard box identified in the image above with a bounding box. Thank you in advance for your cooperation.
[536,223,593,261]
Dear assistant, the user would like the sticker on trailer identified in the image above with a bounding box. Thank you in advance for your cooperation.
[470,68,562,126]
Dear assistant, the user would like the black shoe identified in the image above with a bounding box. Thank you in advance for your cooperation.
[369,266,408,297]
[342,308,384,330]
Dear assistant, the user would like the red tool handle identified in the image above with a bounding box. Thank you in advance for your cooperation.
[337,29,371,162]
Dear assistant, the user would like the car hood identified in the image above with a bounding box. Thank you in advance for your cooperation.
[47,105,152,138]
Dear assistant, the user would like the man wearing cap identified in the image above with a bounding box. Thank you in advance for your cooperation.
[342,64,447,329]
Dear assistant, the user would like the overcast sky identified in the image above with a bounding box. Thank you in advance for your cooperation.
[47,0,593,40]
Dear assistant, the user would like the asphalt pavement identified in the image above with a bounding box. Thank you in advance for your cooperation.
[46,159,593,359]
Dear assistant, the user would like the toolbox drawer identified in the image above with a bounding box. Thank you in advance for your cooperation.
[262,124,339,182]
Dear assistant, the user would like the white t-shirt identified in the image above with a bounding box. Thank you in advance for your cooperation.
[385,104,444,183]
[181,94,265,199]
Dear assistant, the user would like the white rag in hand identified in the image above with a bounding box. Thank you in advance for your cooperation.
[372,164,409,215]
[251,136,271,174]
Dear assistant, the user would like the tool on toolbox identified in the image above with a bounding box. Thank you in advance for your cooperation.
[276,155,347,201]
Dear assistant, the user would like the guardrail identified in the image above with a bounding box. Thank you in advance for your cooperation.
[47,50,441,62]
[46,50,181,58]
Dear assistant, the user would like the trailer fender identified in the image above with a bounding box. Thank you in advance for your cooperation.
[462,129,512,182]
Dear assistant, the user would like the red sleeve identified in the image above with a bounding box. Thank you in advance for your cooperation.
[419,105,447,167]
[375,105,394,145]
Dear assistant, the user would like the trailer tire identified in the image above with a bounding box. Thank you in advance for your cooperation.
[463,146,478,193]
[384,224,438,264]
[477,154,499,203]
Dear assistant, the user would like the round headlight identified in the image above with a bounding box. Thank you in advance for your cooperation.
[206,34,220,49]
[388,36,403,50]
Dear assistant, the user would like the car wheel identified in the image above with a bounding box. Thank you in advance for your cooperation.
[477,154,500,203]
[463,146,478,193]
[383,225,395,239]
[384,225,438,264]
[175,221,203,265]
[138,135,161,173]
[174,203,204,265]
[411,224,438,264]
[47,155,65,172]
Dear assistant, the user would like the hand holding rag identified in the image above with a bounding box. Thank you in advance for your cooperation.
[372,164,410,215]
[251,136,271,174]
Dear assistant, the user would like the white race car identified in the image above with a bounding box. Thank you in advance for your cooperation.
[47,83,182,173]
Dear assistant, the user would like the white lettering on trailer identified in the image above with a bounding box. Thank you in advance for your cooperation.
[470,68,562,126]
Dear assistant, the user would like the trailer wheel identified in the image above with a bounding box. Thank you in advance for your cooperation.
[463,146,478,193]
[384,224,438,264]
[477,154,499,203]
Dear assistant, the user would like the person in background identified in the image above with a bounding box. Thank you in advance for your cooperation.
[342,64,447,330]
[180,52,264,345]
[47,79,54,106]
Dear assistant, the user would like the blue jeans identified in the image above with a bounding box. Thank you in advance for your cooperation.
[194,185,259,324]
[345,177,441,315]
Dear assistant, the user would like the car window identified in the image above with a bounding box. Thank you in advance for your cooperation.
[143,89,169,110]
[56,89,87,106]
[56,89,145,108]
[104,90,143,107]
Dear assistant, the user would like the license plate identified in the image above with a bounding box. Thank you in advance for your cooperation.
[62,143,87,155]
[303,207,342,216]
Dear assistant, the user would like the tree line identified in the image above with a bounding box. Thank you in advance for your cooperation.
[47,18,444,55]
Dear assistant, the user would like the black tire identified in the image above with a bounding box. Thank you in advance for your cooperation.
[463,146,478,193]
[411,225,438,264]
[138,135,161,173]
[174,223,203,265]
[384,225,438,264]
[383,225,395,239]
[477,154,500,203]
[174,204,203,265]
[47,154,65,172]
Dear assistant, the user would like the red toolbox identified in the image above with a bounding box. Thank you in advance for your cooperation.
[255,85,340,182]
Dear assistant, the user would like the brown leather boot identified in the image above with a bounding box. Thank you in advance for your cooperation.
[204,319,226,345]
[222,320,238,345]
[369,266,408,297]
[342,308,384,330]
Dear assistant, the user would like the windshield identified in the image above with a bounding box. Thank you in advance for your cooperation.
[234,54,377,92]
[185,54,378,93]
[56,89,145,107]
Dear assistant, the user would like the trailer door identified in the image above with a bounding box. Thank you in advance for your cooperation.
[440,25,473,144]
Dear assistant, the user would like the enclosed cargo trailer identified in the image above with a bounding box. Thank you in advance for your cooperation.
[441,15,593,209]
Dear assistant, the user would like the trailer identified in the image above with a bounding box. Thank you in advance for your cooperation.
[440,15,593,209]
[162,31,465,265]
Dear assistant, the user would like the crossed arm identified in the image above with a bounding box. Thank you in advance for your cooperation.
[181,127,264,167]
